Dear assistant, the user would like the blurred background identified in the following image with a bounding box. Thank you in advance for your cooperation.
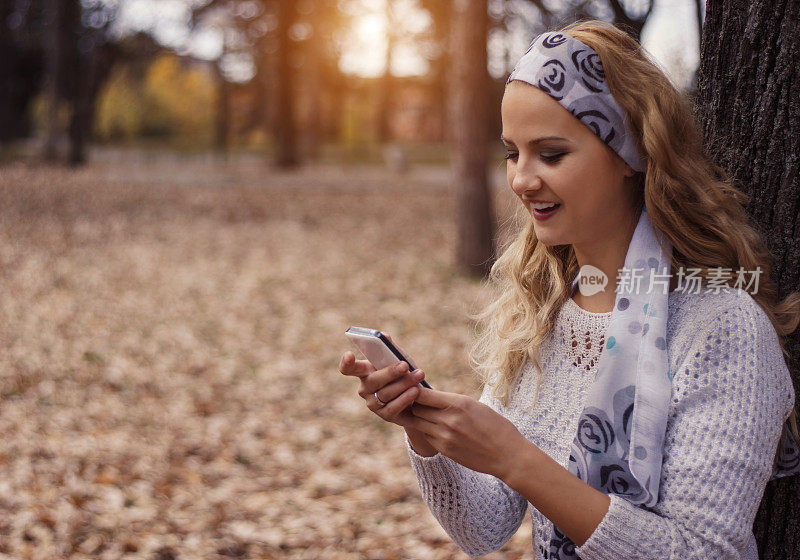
[0,0,702,165]
[0,1,704,559]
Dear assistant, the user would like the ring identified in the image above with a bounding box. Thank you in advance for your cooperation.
[374,391,388,407]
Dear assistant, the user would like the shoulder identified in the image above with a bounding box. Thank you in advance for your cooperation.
[666,288,794,411]
[667,287,776,345]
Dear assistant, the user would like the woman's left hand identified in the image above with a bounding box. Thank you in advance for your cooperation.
[408,387,527,481]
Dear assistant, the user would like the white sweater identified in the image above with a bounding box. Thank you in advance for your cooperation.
[406,288,796,559]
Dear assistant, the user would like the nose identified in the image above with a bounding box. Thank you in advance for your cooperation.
[510,159,543,198]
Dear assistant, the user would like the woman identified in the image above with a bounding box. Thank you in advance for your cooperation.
[339,19,800,559]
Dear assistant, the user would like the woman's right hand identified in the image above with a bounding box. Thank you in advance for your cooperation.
[338,351,425,428]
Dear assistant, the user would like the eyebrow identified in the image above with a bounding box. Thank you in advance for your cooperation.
[500,135,572,145]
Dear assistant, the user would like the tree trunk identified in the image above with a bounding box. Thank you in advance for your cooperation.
[607,0,654,42]
[250,31,271,137]
[65,0,86,166]
[67,86,89,166]
[274,0,299,168]
[449,0,495,276]
[693,0,704,56]
[302,0,323,160]
[41,0,63,161]
[695,1,800,558]
[0,0,14,147]
[214,60,230,157]
[376,2,397,145]
[421,0,451,143]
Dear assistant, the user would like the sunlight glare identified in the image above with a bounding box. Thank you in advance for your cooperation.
[338,11,388,77]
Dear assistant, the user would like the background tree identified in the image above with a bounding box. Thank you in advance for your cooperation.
[512,0,657,41]
[274,0,299,168]
[695,1,800,558]
[0,0,45,148]
[65,1,117,165]
[605,0,654,40]
[9,0,117,164]
[191,0,354,166]
[375,1,398,145]
[301,0,355,157]
[450,0,495,276]
[94,50,217,146]
[192,0,266,152]
[41,0,66,161]
[418,0,451,143]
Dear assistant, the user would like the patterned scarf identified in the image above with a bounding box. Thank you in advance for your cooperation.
[549,208,800,559]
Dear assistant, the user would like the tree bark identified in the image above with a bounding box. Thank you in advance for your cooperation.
[274,0,299,168]
[65,0,87,166]
[214,60,230,157]
[449,0,495,276]
[301,0,322,159]
[695,1,800,558]
[607,0,654,41]
[421,0,451,144]
[41,0,64,161]
[376,1,396,144]
[250,30,272,138]
[0,0,14,146]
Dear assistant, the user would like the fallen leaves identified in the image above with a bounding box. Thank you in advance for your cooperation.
[0,158,531,559]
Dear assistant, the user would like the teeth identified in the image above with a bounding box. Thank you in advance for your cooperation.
[531,202,559,210]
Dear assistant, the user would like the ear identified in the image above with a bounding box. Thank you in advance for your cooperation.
[623,163,636,177]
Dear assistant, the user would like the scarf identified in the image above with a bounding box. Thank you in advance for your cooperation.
[548,207,800,559]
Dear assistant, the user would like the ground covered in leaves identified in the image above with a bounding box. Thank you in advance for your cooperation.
[0,155,533,559]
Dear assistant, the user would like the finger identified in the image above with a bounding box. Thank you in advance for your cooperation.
[365,390,387,412]
[377,384,419,418]
[339,351,376,378]
[414,387,460,409]
[360,361,412,395]
[405,412,438,435]
[410,402,444,423]
[374,369,425,404]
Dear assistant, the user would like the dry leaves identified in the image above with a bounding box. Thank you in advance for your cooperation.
[0,156,530,559]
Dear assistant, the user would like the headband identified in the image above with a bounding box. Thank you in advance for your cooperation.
[506,31,645,172]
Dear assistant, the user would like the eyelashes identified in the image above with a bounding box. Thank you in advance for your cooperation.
[503,152,566,163]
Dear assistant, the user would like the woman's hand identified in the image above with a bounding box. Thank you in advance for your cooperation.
[408,388,528,481]
[338,350,426,428]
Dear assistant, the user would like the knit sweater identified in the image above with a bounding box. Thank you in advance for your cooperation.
[406,288,796,559]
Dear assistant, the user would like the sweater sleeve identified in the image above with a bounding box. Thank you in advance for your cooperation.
[575,294,796,560]
[405,383,529,557]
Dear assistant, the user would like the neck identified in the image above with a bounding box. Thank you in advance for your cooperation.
[570,211,639,313]
[570,217,677,314]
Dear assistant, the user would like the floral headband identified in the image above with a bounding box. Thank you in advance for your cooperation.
[506,31,645,173]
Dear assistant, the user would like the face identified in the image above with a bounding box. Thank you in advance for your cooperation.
[500,80,638,248]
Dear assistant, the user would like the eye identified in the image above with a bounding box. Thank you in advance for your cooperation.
[541,152,565,163]
[504,151,518,161]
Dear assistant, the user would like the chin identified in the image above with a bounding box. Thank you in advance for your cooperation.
[531,227,565,247]
[533,237,565,248]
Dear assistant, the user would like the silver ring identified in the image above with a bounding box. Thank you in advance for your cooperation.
[374,391,388,407]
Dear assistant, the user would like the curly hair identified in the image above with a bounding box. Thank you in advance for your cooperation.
[468,18,800,441]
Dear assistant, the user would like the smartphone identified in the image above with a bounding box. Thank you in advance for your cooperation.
[344,326,432,389]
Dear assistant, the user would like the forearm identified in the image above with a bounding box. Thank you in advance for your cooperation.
[502,439,610,547]
[405,432,528,556]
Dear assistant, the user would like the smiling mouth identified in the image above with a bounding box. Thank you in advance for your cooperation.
[530,203,561,215]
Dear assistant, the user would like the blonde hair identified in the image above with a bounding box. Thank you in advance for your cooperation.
[469,19,800,441]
